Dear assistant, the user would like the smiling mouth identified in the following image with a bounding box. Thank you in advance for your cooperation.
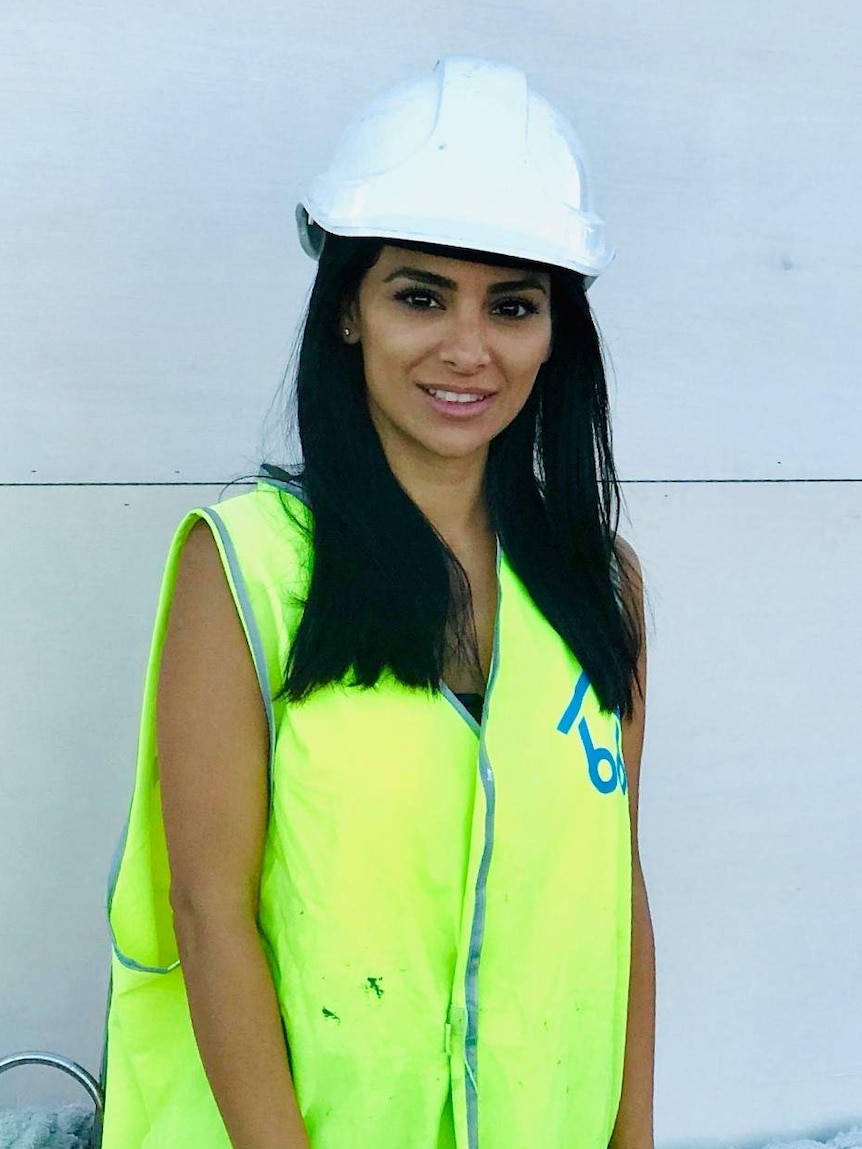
[420,386,493,405]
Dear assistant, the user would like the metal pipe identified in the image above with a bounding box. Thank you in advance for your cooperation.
[0,1051,103,1113]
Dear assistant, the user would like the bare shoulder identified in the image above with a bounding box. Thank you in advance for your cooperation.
[613,533,644,611]
[613,532,639,566]
[160,515,267,753]
[615,532,647,831]
[165,517,255,649]
[173,517,229,596]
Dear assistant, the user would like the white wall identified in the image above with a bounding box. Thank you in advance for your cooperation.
[1,2,860,1143]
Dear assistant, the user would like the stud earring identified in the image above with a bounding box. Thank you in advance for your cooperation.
[343,327,350,338]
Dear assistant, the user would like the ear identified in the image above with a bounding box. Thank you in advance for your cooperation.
[340,297,361,345]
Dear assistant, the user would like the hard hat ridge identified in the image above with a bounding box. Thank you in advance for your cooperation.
[297,56,614,283]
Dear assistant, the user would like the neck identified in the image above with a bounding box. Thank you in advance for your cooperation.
[381,442,492,545]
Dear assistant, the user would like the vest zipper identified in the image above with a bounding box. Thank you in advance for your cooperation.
[462,540,503,1149]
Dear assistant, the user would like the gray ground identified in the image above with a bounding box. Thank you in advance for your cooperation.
[0,1106,92,1149]
[0,1111,861,1149]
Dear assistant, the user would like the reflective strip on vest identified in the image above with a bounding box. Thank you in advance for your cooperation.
[101,480,632,1149]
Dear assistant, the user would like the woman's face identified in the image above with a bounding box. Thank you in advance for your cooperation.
[343,245,553,471]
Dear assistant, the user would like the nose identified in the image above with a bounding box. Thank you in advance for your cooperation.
[439,308,491,373]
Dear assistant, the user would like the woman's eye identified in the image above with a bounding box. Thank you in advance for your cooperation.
[494,298,540,319]
[394,289,441,310]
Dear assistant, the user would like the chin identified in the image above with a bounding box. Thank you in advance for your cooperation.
[419,434,491,461]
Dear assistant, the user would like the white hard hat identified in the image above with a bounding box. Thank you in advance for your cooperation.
[296,56,614,284]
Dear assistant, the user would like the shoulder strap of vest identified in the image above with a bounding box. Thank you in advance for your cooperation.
[194,478,311,796]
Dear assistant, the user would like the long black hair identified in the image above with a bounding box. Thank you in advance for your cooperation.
[264,234,642,717]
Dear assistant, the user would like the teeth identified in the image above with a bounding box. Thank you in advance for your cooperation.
[427,388,486,404]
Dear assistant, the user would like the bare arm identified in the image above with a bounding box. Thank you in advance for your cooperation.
[609,538,656,1149]
[158,520,310,1149]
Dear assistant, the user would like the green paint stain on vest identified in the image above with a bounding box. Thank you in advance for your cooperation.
[365,976,384,999]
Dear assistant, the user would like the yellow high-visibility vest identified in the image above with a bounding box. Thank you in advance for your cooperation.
[101,478,632,1149]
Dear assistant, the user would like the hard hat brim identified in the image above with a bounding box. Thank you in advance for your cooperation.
[296,204,613,285]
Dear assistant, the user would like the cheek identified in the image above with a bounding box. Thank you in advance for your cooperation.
[505,315,552,367]
[361,316,430,381]
[509,333,552,385]
[358,330,400,393]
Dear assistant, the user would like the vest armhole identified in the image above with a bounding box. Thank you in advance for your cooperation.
[106,503,276,976]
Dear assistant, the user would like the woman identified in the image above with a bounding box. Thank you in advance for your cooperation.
[102,57,654,1149]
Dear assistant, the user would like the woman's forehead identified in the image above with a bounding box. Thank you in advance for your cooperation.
[373,243,551,288]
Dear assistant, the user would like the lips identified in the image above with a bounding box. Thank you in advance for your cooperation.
[425,388,485,404]
[420,384,495,401]
[418,384,496,417]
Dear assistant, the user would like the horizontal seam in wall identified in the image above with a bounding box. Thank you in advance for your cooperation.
[1,479,861,489]
[0,481,253,488]
[622,477,862,484]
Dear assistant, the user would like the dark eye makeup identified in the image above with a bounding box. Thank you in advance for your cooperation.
[494,298,541,319]
[393,288,441,309]
[392,287,542,318]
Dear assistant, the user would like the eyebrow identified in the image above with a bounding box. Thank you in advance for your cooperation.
[382,266,548,296]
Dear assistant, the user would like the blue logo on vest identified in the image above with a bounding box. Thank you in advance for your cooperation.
[557,671,628,796]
